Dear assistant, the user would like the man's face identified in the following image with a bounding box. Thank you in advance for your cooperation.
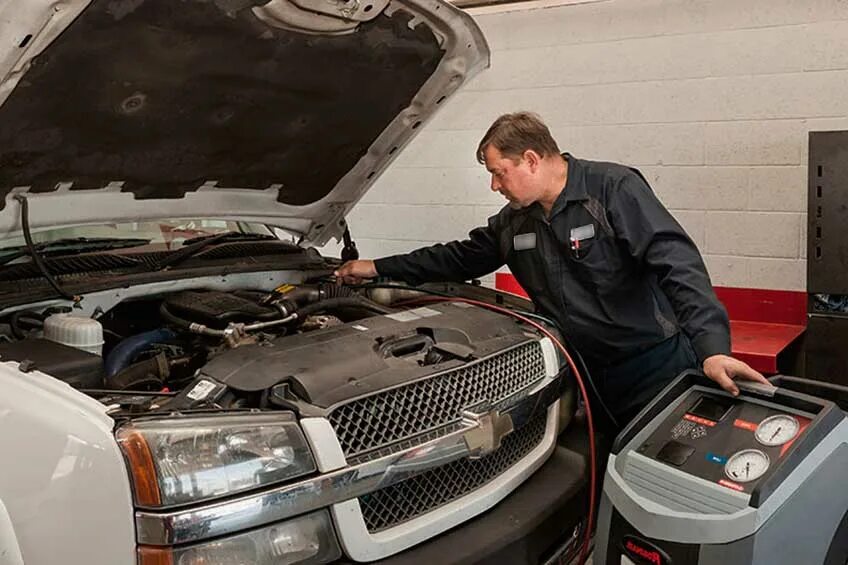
[483,145,537,209]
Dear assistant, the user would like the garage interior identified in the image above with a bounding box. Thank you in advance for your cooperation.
[0,0,846,564]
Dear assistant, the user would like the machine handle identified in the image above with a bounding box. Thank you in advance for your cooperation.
[737,380,778,397]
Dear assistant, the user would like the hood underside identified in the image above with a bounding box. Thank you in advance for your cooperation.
[0,0,488,244]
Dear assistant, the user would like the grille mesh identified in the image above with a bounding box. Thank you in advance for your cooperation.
[328,341,545,458]
[358,413,549,532]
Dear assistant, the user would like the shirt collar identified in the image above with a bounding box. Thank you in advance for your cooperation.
[547,153,587,218]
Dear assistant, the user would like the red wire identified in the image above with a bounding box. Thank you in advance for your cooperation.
[398,296,597,564]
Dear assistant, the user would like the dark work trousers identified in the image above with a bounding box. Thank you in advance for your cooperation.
[584,332,699,437]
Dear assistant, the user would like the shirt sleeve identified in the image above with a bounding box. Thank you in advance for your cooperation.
[374,213,505,286]
[606,170,731,363]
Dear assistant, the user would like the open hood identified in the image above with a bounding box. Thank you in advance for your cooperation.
[0,0,488,245]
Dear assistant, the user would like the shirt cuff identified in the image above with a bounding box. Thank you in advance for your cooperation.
[691,332,731,365]
[373,256,415,283]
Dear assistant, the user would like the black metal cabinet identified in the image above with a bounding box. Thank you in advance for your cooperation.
[808,131,848,294]
[804,132,848,385]
[805,315,848,387]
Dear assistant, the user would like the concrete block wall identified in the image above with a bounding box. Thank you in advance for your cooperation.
[325,0,848,291]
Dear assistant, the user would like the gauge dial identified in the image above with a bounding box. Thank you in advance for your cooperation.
[725,449,770,483]
[755,414,800,446]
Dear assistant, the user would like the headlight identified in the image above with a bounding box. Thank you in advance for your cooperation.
[137,510,341,565]
[117,413,315,508]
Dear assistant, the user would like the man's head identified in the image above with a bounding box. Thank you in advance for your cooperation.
[476,112,562,209]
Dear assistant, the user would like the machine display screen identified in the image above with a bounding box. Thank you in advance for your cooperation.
[688,396,734,422]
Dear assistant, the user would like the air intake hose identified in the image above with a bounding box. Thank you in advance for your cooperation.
[104,328,177,377]
[267,283,356,316]
[296,296,393,317]
[109,353,170,391]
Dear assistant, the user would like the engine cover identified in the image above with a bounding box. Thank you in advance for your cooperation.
[200,301,543,407]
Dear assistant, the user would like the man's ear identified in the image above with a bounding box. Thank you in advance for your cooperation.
[523,149,542,172]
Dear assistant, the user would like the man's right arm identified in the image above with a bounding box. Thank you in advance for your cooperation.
[338,214,505,286]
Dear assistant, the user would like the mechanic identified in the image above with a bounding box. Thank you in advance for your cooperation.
[336,111,770,430]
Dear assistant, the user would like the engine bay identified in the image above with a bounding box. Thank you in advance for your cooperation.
[0,281,391,405]
[0,277,553,419]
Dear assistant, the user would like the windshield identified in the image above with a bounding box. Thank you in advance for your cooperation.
[0,219,274,251]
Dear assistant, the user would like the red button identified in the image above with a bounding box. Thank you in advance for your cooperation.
[684,414,717,427]
[733,419,759,432]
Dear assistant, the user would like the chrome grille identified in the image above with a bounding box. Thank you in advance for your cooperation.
[358,413,548,532]
[328,341,546,458]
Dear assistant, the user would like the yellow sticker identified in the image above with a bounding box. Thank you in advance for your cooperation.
[274,284,296,294]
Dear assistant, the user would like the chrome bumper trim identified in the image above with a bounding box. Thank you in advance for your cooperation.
[135,373,564,546]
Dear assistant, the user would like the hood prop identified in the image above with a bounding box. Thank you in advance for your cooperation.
[341,226,359,262]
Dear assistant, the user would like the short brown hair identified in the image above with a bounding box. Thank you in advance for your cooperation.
[476,112,560,164]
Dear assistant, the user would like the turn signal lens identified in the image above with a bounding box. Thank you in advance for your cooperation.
[118,430,161,507]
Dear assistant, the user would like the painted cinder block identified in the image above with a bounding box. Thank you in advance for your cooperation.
[705,212,801,258]
[705,121,804,166]
[703,254,749,288]
[364,167,496,206]
[644,166,748,211]
[747,167,807,212]
[747,257,805,290]
[561,123,705,166]
[347,204,482,242]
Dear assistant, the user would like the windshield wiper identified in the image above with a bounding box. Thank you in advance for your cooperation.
[0,237,152,266]
[146,231,278,271]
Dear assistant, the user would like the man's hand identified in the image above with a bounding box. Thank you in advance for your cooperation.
[334,259,378,284]
[702,354,770,396]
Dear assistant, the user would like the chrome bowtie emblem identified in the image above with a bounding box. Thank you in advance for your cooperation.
[462,408,514,459]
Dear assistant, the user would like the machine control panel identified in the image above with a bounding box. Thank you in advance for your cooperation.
[636,391,811,493]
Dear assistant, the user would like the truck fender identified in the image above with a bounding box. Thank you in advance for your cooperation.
[0,498,23,565]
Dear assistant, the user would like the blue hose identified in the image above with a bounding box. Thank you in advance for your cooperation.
[104,328,177,378]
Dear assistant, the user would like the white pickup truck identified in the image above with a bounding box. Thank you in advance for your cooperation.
[0,1,583,564]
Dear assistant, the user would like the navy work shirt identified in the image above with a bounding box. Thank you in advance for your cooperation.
[374,154,731,367]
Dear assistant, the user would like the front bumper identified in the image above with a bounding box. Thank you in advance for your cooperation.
[133,337,575,564]
[336,423,592,565]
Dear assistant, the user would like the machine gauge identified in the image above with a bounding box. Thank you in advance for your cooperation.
[725,449,770,483]
[755,414,800,446]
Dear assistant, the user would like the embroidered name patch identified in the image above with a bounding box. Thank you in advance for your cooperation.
[513,232,537,251]
[569,224,595,242]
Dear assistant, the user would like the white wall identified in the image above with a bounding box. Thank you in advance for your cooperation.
[329,0,848,291]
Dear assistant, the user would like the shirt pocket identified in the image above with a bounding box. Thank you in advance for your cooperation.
[567,229,625,294]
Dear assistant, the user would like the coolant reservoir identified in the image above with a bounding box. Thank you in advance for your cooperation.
[43,313,104,356]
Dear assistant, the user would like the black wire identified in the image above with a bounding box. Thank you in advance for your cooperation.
[79,389,178,397]
[14,195,79,303]
[9,310,45,340]
[565,336,619,430]
[159,302,198,331]
[495,308,619,428]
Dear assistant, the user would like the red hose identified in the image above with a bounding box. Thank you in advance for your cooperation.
[398,296,597,564]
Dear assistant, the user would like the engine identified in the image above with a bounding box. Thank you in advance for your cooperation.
[0,283,394,403]
[0,280,564,424]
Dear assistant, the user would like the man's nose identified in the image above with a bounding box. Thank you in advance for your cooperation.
[490,176,500,191]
